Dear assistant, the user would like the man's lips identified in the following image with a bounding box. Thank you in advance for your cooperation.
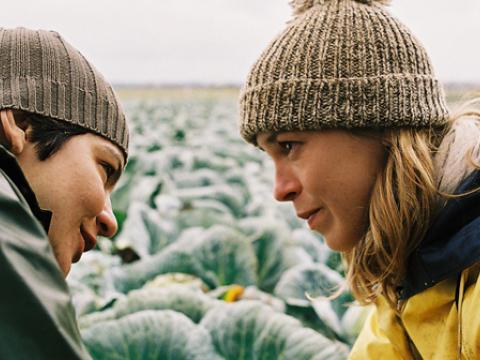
[80,227,97,252]
[73,227,97,263]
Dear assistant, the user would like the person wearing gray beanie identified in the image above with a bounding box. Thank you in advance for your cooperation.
[239,0,480,358]
[0,27,129,359]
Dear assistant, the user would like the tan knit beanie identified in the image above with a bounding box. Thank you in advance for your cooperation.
[239,0,450,144]
[0,27,128,158]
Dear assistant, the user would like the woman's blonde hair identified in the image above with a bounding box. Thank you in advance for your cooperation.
[345,97,480,307]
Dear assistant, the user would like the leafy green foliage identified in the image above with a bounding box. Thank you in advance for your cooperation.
[112,225,258,292]
[82,310,222,360]
[239,218,287,292]
[201,301,349,359]
[80,285,216,329]
[274,263,348,340]
[274,263,344,304]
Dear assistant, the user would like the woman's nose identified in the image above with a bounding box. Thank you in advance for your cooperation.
[96,197,118,238]
[273,166,301,202]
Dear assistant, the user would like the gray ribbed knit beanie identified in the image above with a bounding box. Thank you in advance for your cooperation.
[0,27,128,158]
[239,0,450,144]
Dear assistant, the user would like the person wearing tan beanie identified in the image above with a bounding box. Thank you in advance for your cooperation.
[239,0,480,358]
[0,28,128,359]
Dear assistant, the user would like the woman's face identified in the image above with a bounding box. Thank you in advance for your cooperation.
[257,129,386,252]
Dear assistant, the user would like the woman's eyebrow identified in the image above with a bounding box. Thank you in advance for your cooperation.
[258,133,279,150]
[266,133,279,144]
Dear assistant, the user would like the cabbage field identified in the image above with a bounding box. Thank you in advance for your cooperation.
[68,88,371,360]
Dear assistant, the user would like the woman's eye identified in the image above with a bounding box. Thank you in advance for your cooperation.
[278,141,298,154]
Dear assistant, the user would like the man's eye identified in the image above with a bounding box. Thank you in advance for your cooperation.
[101,162,115,180]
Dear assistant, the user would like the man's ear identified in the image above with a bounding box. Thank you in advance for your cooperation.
[0,109,26,155]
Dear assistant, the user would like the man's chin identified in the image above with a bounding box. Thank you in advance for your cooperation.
[56,257,72,278]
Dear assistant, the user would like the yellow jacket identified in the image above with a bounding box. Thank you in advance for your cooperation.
[349,263,480,359]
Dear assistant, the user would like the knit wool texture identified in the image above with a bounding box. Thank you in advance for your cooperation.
[239,0,450,144]
[0,28,128,158]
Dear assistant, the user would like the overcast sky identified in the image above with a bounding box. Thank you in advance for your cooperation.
[1,0,479,85]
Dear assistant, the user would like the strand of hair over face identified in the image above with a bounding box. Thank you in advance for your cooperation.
[290,0,391,15]
[344,128,438,307]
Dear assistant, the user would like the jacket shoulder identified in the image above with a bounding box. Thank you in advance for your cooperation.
[350,264,480,359]
[0,169,91,359]
[0,168,26,204]
[459,262,480,358]
[349,296,411,359]
[0,168,46,241]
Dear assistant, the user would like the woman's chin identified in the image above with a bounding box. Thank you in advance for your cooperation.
[322,233,358,253]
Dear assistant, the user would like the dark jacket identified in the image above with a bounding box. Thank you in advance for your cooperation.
[401,169,480,300]
[0,145,91,359]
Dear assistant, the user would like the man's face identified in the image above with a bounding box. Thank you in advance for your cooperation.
[16,132,124,276]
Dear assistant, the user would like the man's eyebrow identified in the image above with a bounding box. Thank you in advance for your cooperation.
[103,146,125,170]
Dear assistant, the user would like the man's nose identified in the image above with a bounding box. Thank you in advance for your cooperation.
[96,197,118,238]
[273,165,301,202]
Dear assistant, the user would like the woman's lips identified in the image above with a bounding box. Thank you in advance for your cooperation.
[307,208,324,230]
[297,208,324,230]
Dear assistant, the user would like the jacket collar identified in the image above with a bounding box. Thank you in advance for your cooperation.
[0,145,52,232]
[400,170,480,299]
